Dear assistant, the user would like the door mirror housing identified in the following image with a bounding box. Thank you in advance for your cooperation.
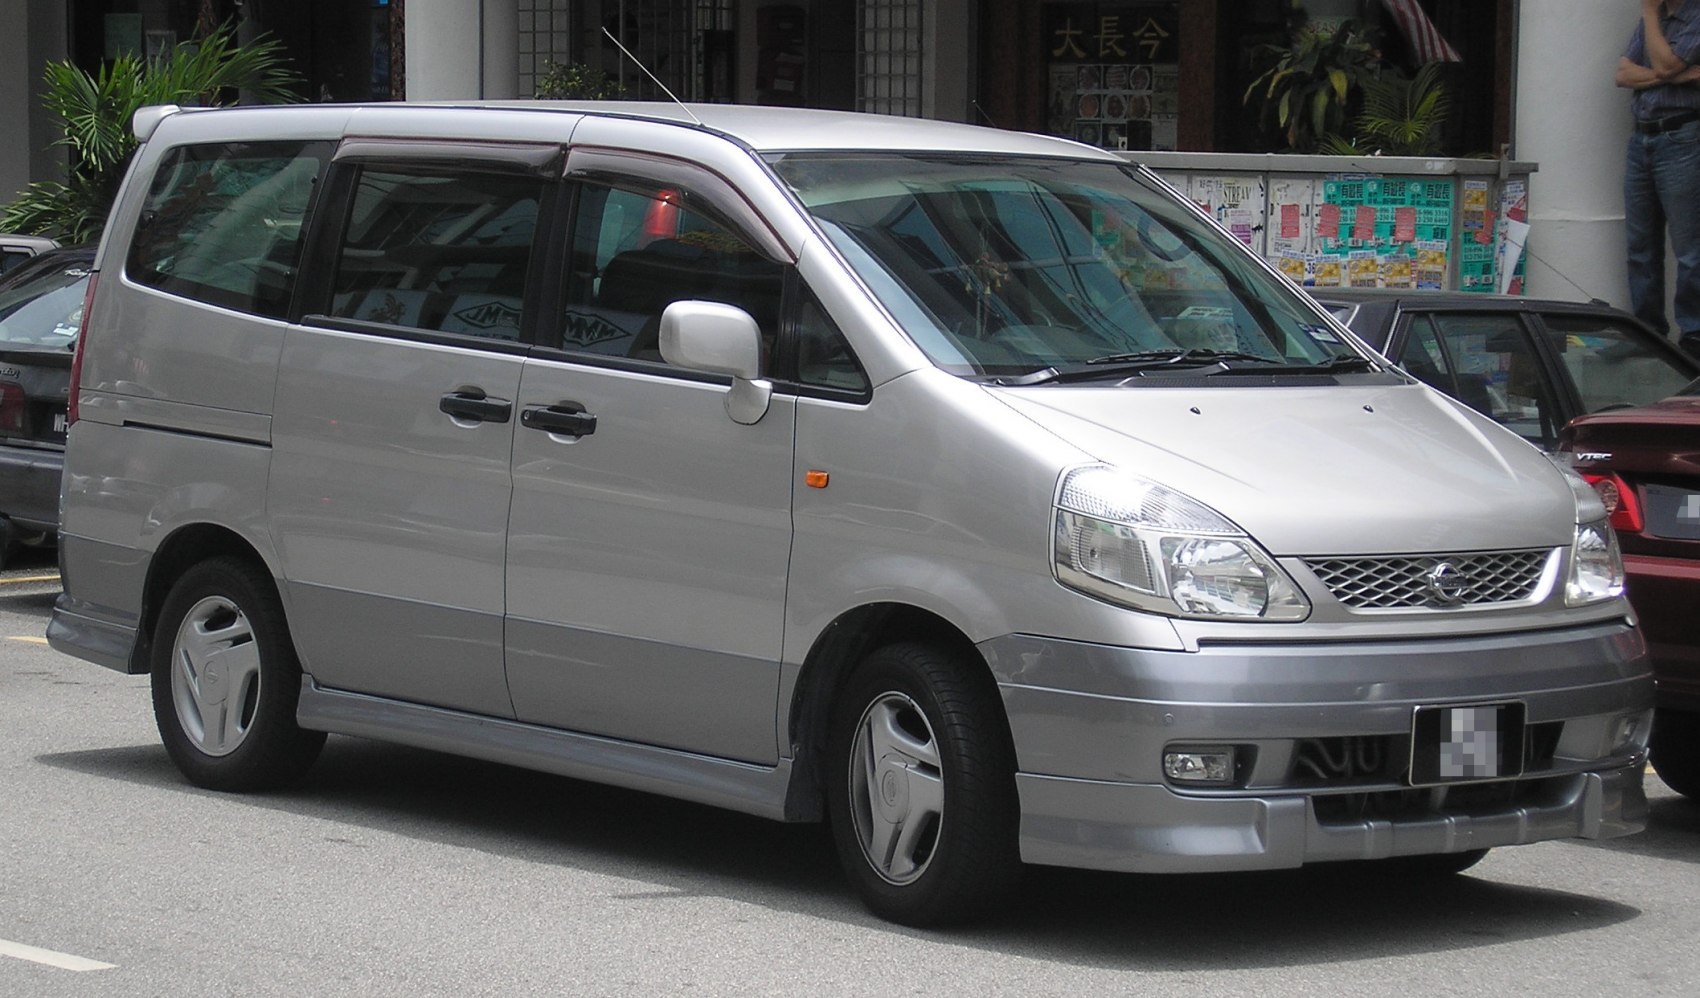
[659,300,771,424]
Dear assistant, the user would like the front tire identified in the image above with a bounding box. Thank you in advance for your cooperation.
[825,642,1020,927]
[1650,709,1700,799]
[150,557,325,791]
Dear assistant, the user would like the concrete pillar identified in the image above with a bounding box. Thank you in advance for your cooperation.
[1513,0,1636,309]
[0,1,68,214]
[404,0,519,101]
[924,0,972,122]
[0,2,32,208]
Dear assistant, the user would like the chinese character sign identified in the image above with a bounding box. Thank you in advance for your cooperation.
[1044,3,1181,152]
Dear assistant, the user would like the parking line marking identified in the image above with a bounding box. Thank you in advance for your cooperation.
[8,636,48,645]
[0,938,115,972]
[0,575,60,585]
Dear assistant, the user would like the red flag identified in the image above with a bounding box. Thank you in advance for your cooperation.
[1379,0,1461,64]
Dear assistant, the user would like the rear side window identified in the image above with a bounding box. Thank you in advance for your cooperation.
[1542,314,1695,414]
[327,167,543,340]
[127,141,324,319]
[1400,313,1561,447]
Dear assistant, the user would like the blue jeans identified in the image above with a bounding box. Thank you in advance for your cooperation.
[1624,118,1700,357]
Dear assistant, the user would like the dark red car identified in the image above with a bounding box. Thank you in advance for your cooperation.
[1561,380,1700,798]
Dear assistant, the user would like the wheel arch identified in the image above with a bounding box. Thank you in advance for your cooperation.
[128,522,279,675]
[780,602,1010,822]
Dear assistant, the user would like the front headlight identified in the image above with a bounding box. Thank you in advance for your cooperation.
[1565,518,1625,606]
[1053,466,1309,621]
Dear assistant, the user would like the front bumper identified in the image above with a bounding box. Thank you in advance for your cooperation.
[982,622,1652,873]
[1624,552,1700,712]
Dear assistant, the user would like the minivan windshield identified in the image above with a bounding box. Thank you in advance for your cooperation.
[768,154,1368,381]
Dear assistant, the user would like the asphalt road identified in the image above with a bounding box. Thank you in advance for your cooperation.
[3,551,1698,997]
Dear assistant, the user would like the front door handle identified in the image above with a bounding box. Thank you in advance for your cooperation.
[439,390,512,424]
[521,401,597,438]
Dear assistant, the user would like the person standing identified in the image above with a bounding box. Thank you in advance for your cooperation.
[1617,0,1700,357]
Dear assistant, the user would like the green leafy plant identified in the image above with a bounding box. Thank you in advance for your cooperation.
[534,61,627,100]
[1354,61,1453,156]
[1313,63,1454,157]
[0,23,298,243]
[1244,19,1382,153]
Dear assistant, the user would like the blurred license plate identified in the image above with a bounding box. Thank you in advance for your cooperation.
[1409,702,1525,785]
[1645,485,1700,540]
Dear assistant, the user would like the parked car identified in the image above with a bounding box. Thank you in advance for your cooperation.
[0,247,91,564]
[1310,289,1700,450]
[1560,380,1700,798]
[0,233,58,281]
[49,102,1652,926]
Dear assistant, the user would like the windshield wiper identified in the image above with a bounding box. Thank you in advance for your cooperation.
[1015,348,1280,384]
[1208,354,1377,375]
[987,349,1279,386]
[1086,348,1273,367]
[978,350,1377,387]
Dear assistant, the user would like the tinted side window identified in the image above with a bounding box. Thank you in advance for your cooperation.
[127,141,323,319]
[328,167,543,340]
[1400,313,1560,447]
[557,182,784,366]
[1542,314,1695,414]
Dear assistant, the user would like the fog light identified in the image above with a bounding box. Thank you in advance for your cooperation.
[1164,747,1236,785]
[1613,711,1653,754]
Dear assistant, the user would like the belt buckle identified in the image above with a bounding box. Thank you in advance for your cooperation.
[1651,112,1697,134]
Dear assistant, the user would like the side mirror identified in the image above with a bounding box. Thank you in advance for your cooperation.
[659,300,771,425]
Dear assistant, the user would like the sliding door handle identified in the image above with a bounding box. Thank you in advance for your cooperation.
[439,390,512,424]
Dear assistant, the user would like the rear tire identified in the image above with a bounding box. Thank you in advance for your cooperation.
[825,642,1021,927]
[1650,709,1700,799]
[150,557,325,791]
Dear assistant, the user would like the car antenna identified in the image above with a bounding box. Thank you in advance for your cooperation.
[601,27,703,127]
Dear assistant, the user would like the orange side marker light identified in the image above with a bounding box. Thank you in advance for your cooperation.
[805,470,830,489]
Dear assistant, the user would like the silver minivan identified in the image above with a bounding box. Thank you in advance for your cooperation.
[50,102,1652,926]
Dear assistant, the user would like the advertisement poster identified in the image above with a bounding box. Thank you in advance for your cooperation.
[1495,180,1530,295]
[1266,177,1316,259]
[1189,175,1266,252]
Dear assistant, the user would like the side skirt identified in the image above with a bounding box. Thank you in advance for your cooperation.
[296,678,797,822]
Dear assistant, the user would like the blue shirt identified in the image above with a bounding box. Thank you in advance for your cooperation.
[1625,2,1700,118]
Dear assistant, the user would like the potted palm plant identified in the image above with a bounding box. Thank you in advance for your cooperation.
[1244,18,1382,153]
[0,23,297,243]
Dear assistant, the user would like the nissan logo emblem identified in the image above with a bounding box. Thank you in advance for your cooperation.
[1426,562,1468,604]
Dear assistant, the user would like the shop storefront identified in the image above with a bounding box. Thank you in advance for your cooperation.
[1041,3,1182,151]
[67,0,398,102]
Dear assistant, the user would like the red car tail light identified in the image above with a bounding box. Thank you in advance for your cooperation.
[68,271,98,426]
[0,381,23,433]
[1580,471,1644,534]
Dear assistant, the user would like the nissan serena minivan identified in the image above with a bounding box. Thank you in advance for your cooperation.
[50,101,1652,927]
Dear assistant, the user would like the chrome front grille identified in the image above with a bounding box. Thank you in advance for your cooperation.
[1305,549,1552,609]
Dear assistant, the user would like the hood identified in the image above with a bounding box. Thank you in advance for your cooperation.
[989,380,1577,556]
